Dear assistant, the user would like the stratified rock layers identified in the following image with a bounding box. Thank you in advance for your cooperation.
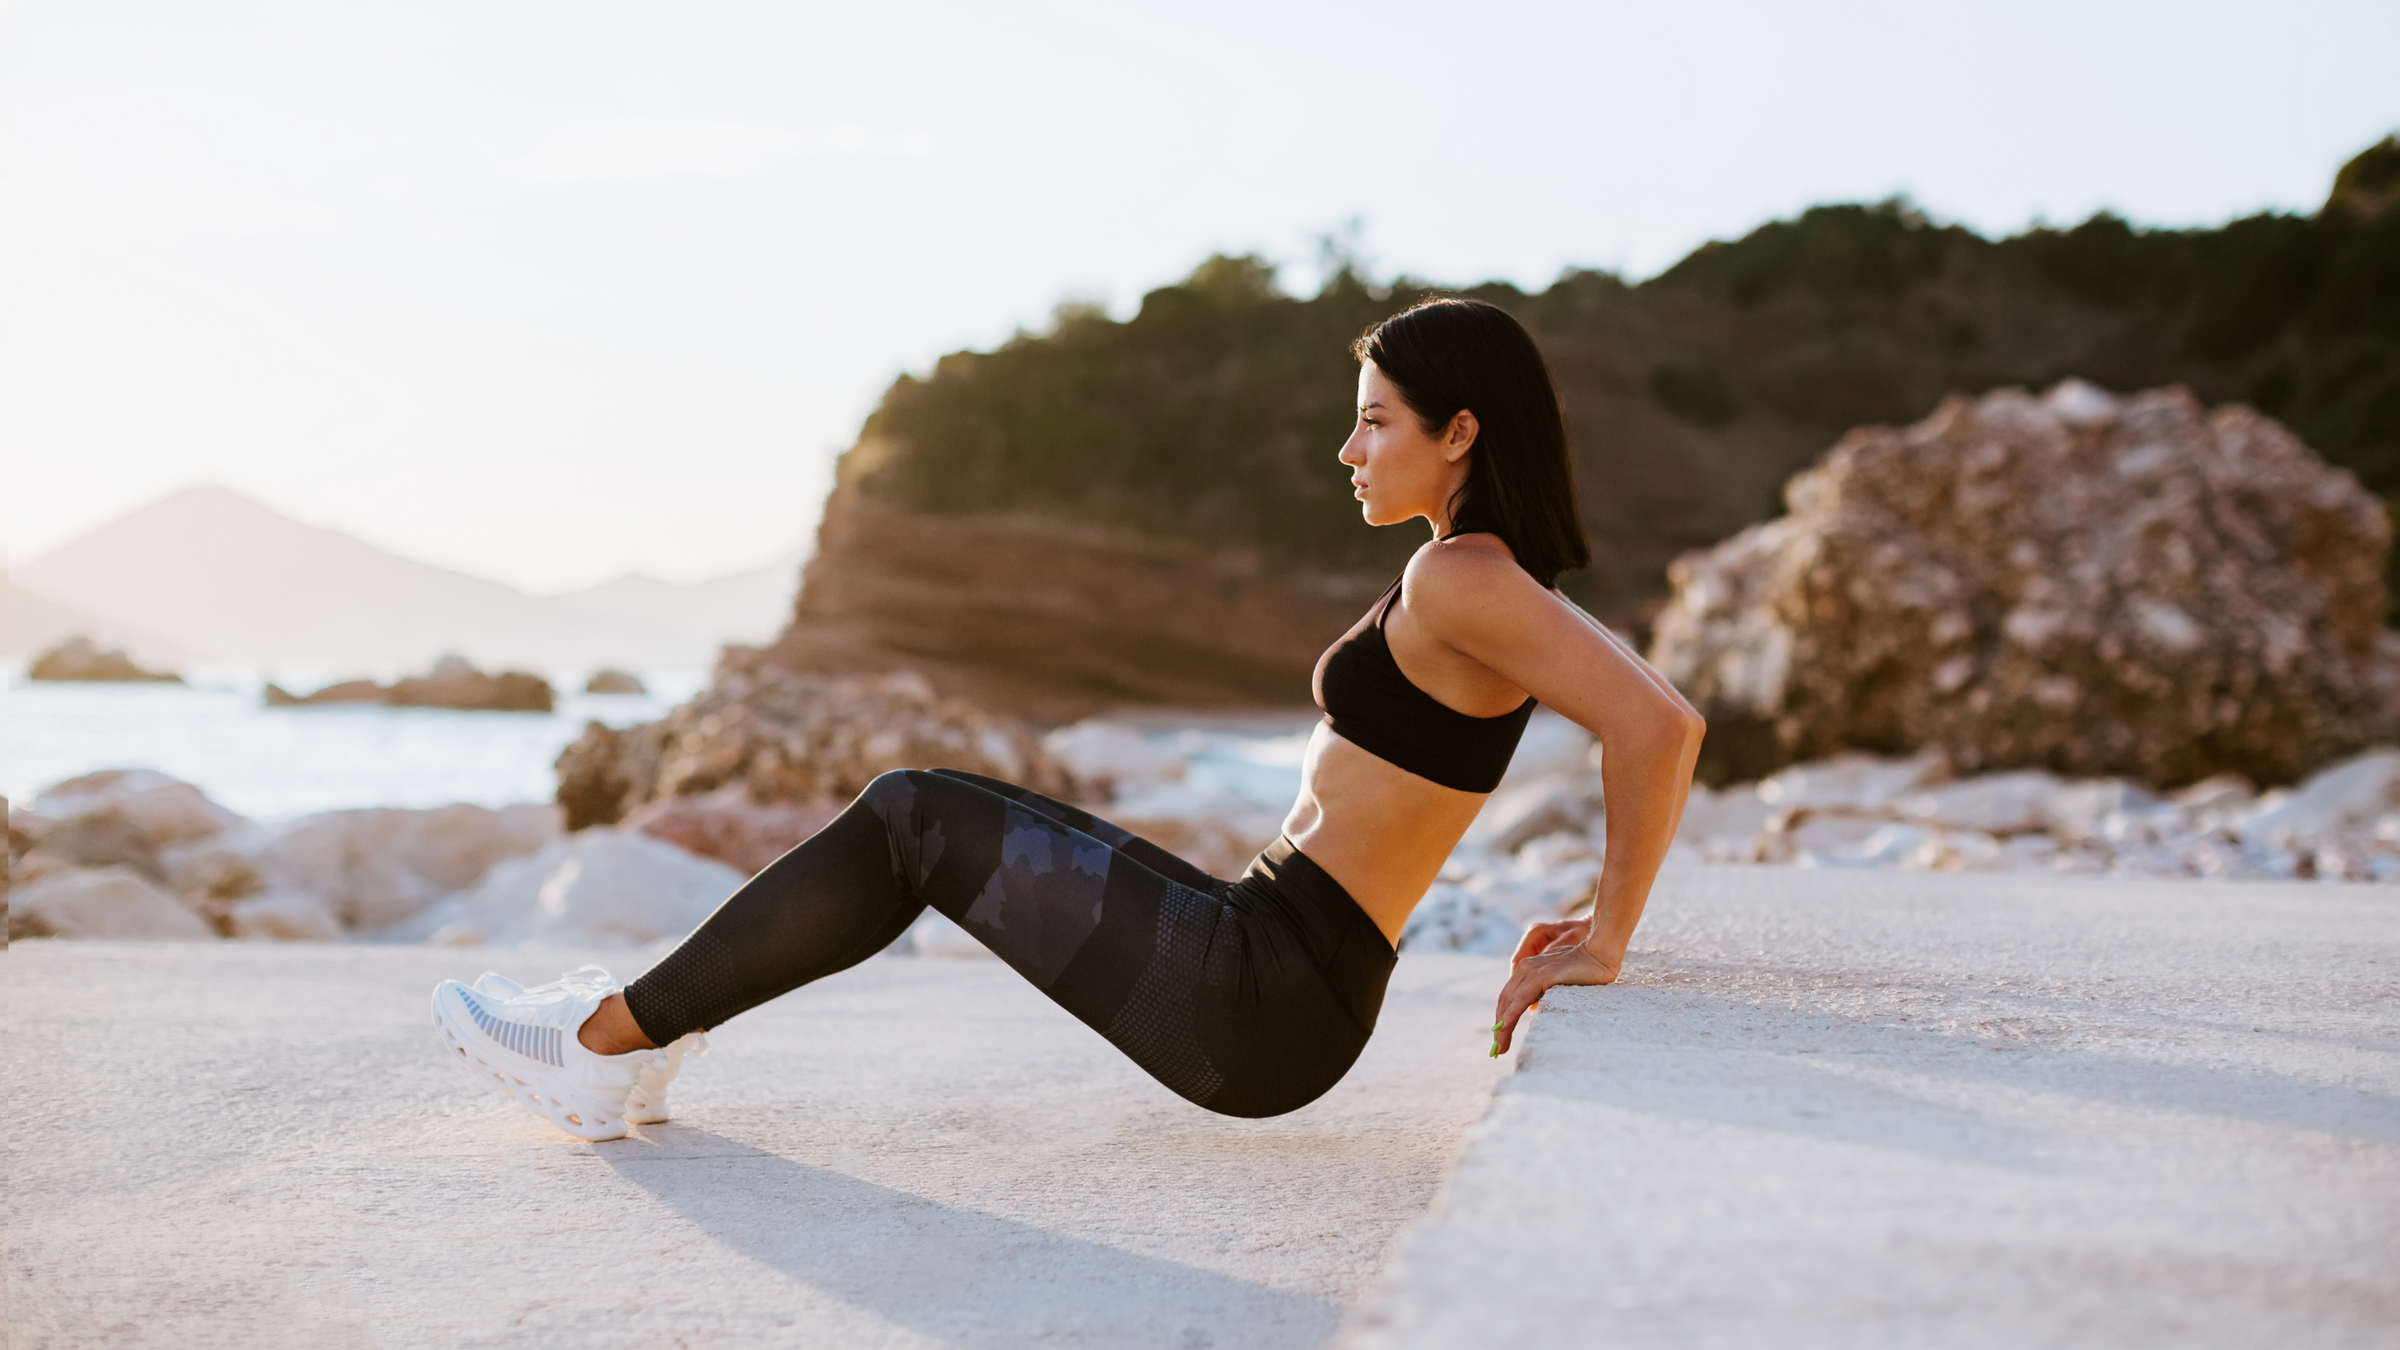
[768,488,1382,719]
[1651,382,2396,787]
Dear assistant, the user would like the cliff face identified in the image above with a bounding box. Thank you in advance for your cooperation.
[768,488,1382,721]
[767,143,2399,716]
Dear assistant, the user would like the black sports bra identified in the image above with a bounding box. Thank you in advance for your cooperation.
[1312,573,1536,793]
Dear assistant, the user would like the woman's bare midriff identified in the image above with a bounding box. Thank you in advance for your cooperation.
[1280,724,1489,946]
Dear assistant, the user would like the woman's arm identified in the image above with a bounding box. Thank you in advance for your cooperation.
[1404,548,1706,1055]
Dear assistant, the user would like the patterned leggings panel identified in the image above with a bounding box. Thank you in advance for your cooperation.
[621,768,1392,1118]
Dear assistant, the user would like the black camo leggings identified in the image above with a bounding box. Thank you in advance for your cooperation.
[622,769,1396,1118]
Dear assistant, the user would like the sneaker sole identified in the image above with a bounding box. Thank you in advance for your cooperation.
[624,1032,705,1125]
[430,982,630,1142]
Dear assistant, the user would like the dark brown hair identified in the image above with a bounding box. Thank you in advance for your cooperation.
[1351,297,1589,588]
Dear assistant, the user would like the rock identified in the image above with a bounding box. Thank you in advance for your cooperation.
[407,829,746,947]
[554,647,1063,831]
[1672,783,1777,862]
[623,786,843,876]
[1041,721,1189,801]
[10,867,214,940]
[263,679,381,706]
[2240,748,2400,842]
[226,890,344,941]
[33,769,241,847]
[1399,885,1525,956]
[1104,783,1285,879]
[1462,776,1600,855]
[1894,770,2071,835]
[1757,751,1948,812]
[584,668,648,695]
[238,803,562,932]
[1498,711,1598,789]
[16,811,164,883]
[26,636,180,683]
[1650,382,2395,788]
[266,657,554,712]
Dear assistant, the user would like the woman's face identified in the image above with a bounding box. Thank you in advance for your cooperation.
[1339,360,1474,531]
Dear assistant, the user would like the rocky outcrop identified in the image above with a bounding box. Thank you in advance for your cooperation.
[266,656,554,712]
[396,829,747,947]
[1651,382,2395,787]
[553,647,1065,832]
[623,787,843,876]
[7,769,562,940]
[584,669,647,695]
[770,488,1383,721]
[27,636,180,683]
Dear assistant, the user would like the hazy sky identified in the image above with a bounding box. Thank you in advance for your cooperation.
[5,0,2395,594]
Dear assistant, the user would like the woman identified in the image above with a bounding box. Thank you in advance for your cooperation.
[432,298,1705,1141]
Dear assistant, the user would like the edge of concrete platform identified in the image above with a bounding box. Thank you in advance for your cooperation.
[1333,866,2400,1350]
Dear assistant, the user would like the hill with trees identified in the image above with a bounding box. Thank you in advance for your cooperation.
[773,138,2400,714]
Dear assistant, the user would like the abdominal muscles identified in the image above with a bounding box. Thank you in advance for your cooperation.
[1281,723,1490,945]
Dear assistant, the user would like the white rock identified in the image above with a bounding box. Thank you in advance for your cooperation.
[1497,710,1596,790]
[227,891,344,942]
[1106,782,1284,879]
[1041,721,1188,799]
[2040,779,2163,842]
[1756,751,1946,812]
[412,829,744,947]
[1399,884,1525,956]
[1674,784,1776,859]
[1897,770,2067,835]
[31,769,242,847]
[2242,748,2400,841]
[242,802,563,933]
[1463,775,1597,854]
[13,867,214,940]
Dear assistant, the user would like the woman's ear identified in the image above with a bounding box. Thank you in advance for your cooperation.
[1444,409,1480,463]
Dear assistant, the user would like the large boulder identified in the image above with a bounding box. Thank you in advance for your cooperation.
[220,802,562,932]
[402,829,747,947]
[10,867,214,940]
[622,786,843,876]
[1650,382,2396,787]
[554,647,1064,830]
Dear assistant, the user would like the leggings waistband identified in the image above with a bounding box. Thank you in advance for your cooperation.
[1228,836,1396,1036]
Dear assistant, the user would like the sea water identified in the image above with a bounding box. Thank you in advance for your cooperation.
[2,668,699,820]
[3,669,1311,822]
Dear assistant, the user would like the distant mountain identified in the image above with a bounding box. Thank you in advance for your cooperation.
[548,554,804,643]
[0,575,191,665]
[15,486,801,678]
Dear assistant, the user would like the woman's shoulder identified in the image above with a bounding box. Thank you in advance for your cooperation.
[1400,534,1545,623]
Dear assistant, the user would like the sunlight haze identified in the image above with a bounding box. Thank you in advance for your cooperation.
[5,0,2394,592]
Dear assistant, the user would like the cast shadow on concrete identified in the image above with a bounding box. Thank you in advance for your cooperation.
[600,1125,1338,1349]
[1516,985,2400,1167]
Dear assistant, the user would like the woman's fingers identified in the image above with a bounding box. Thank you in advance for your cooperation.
[1510,919,1589,965]
[1490,945,1618,1056]
[1510,922,1567,964]
[1491,959,1553,1056]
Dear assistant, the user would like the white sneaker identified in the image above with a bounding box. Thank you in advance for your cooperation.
[467,970,705,1126]
[625,1030,707,1125]
[430,966,659,1141]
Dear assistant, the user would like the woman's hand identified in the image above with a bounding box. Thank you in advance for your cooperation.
[1490,919,1619,1056]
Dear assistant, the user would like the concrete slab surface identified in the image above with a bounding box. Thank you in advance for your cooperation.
[4,945,1510,1349]
[1344,866,2400,1349]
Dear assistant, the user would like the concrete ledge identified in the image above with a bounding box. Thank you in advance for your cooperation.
[1343,866,2400,1348]
[4,946,1509,1348]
